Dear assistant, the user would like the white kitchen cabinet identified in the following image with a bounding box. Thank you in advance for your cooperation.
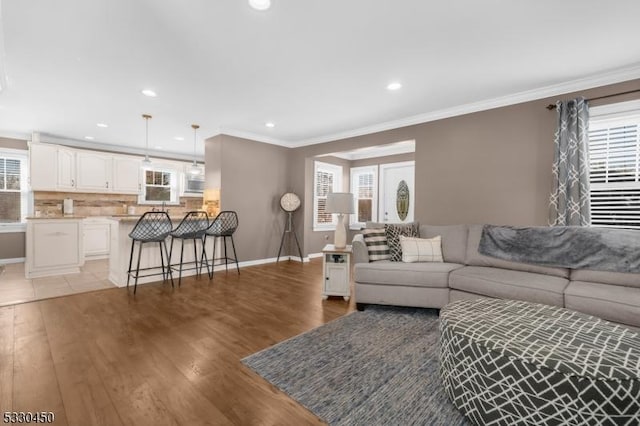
[57,147,76,190]
[29,143,58,191]
[76,151,112,192]
[321,244,352,301]
[25,218,84,278]
[83,218,111,259]
[112,156,141,194]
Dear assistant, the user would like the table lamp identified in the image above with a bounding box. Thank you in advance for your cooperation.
[326,192,354,249]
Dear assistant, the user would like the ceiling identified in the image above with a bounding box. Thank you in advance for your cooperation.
[1,0,640,157]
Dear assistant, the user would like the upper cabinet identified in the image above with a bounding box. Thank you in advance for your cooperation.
[76,151,112,192]
[29,142,195,197]
[112,156,141,194]
[29,143,58,191]
[56,147,76,190]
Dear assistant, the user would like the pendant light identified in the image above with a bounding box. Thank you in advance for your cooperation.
[142,114,152,164]
[188,124,201,175]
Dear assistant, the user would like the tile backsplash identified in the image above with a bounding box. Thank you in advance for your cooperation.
[34,192,203,218]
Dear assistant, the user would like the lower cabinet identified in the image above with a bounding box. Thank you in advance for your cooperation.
[83,218,111,259]
[26,218,84,278]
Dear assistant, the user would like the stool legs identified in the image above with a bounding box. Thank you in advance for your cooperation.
[127,239,135,289]
[134,241,143,294]
[230,235,240,275]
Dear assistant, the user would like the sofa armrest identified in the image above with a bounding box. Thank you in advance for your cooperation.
[352,234,369,264]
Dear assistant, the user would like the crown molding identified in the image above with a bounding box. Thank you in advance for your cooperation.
[287,63,640,148]
[36,133,204,162]
[215,127,291,147]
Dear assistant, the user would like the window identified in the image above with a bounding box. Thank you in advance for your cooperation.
[313,161,342,230]
[139,166,179,204]
[0,149,30,227]
[588,100,640,229]
[350,166,377,229]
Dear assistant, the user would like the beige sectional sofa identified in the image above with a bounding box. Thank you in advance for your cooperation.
[352,224,640,328]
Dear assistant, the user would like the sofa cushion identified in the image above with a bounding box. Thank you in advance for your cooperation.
[385,222,419,261]
[400,235,443,263]
[420,224,468,264]
[449,266,568,307]
[354,261,463,288]
[570,269,640,289]
[361,228,391,261]
[465,224,569,278]
[565,281,640,328]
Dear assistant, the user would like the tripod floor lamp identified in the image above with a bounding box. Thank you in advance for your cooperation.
[276,192,303,262]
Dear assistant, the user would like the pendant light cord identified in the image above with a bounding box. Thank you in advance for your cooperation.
[142,114,152,162]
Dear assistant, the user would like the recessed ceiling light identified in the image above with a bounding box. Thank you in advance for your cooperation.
[249,0,271,10]
[96,123,108,128]
[387,82,402,91]
[154,146,163,150]
[141,89,157,97]
[174,136,184,141]
[84,136,95,140]
[265,122,275,128]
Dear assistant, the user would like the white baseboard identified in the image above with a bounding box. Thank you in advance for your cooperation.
[287,255,310,263]
[0,257,25,265]
[308,252,323,259]
[211,255,311,270]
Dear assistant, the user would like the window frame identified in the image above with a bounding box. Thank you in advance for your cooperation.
[0,148,32,232]
[588,99,640,229]
[313,161,343,231]
[138,163,180,205]
[349,165,378,230]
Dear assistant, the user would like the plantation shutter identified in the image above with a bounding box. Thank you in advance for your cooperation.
[316,169,334,224]
[589,122,640,229]
[356,171,374,223]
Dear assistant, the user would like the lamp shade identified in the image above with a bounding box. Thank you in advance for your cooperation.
[326,192,354,214]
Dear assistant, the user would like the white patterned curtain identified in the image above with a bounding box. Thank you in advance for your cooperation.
[549,97,591,226]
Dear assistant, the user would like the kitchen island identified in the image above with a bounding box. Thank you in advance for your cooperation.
[108,216,204,288]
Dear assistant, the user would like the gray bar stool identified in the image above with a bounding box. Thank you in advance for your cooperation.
[169,211,210,286]
[127,211,174,294]
[200,211,240,279]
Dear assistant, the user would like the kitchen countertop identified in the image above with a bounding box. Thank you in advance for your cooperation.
[26,215,86,220]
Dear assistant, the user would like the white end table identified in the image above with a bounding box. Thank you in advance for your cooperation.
[322,244,352,301]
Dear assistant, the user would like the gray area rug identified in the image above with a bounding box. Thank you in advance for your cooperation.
[242,306,469,426]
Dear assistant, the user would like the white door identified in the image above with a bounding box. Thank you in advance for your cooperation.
[379,161,415,223]
[76,152,112,192]
[29,143,58,191]
[112,156,141,194]
[57,147,76,190]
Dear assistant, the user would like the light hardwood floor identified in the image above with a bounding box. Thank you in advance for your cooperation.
[0,259,354,425]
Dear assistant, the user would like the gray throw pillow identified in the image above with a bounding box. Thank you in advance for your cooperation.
[362,228,391,261]
[385,222,419,262]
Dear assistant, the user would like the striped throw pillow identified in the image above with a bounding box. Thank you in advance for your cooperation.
[362,228,391,261]
[400,235,443,263]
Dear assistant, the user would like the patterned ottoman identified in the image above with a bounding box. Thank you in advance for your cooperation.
[439,299,640,425]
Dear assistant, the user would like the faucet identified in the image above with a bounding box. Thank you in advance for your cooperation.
[162,201,166,212]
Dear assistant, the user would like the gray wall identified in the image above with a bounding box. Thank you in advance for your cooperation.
[205,134,291,262]
[0,137,28,260]
[289,79,640,255]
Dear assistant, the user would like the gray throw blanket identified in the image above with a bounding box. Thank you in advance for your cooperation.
[479,225,640,273]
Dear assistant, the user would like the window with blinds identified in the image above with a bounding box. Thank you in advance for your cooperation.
[350,165,377,228]
[0,151,29,224]
[139,166,179,205]
[313,161,342,230]
[588,101,640,229]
